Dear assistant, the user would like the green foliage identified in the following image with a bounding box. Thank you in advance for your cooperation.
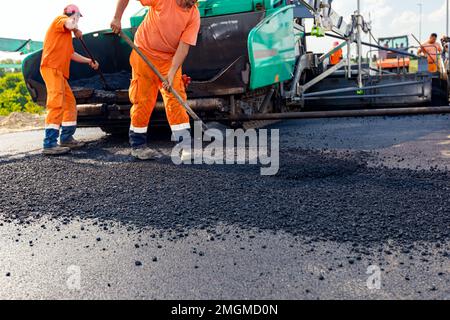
[0,59,21,65]
[0,73,43,116]
[0,59,22,74]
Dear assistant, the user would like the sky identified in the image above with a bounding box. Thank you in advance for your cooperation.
[307,0,449,54]
[0,0,143,60]
[0,0,448,60]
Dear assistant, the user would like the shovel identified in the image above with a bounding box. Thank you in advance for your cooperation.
[118,31,228,136]
[78,37,112,90]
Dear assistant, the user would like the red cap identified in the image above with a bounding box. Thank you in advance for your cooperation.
[64,4,83,17]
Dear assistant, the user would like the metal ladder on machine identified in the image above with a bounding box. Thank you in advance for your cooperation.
[226,0,450,122]
[288,0,432,107]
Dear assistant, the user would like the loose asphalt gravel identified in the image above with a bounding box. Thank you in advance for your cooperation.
[70,71,131,91]
[0,115,449,299]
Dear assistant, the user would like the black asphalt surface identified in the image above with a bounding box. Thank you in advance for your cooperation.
[0,115,449,299]
[70,71,131,90]
[70,71,131,91]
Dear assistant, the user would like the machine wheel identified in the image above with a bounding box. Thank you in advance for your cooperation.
[431,78,449,106]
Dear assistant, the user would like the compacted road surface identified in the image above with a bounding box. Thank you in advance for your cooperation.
[0,115,449,299]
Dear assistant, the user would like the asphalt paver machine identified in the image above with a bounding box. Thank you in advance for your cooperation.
[22,0,450,132]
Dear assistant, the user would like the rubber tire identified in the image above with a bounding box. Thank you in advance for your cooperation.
[431,78,449,107]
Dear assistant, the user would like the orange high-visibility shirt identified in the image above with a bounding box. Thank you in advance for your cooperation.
[420,41,442,64]
[135,0,201,61]
[40,15,74,79]
[330,48,343,65]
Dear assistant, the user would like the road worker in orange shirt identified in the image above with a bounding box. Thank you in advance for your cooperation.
[41,4,99,155]
[111,0,200,160]
[418,33,442,73]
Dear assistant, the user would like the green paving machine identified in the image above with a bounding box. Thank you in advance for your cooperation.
[22,0,449,132]
[0,38,43,55]
[0,38,43,70]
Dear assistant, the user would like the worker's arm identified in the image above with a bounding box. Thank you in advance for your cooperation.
[162,10,200,91]
[71,53,100,70]
[111,0,130,34]
[163,41,191,91]
[163,11,200,90]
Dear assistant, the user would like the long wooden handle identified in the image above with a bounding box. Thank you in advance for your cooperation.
[119,31,208,130]
[78,38,110,89]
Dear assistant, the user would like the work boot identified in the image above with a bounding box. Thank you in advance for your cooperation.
[42,146,71,156]
[60,139,86,149]
[131,148,161,160]
[172,128,193,163]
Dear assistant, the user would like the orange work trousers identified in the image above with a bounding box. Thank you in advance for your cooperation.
[428,62,438,73]
[128,49,190,136]
[330,49,343,65]
[40,67,77,129]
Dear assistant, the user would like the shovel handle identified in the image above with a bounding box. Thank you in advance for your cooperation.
[78,38,110,90]
[119,31,207,130]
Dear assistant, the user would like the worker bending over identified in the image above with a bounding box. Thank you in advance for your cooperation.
[41,4,99,155]
[111,0,200,160]
[418,33,442,73]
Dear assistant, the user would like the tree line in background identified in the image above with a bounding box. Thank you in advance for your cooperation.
[0,59,43,116]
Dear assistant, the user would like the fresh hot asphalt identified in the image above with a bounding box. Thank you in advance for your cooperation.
[0,115,449,299]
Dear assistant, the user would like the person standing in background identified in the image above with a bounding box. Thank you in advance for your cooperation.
[418,33,442,73]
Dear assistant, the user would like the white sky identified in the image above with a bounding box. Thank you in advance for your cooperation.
[0,0,143,60]
[0,0,448,60]
[308,0,449,55]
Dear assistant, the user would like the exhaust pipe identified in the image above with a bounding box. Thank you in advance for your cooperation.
[77,98,225,117]
[224,107,450,121]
